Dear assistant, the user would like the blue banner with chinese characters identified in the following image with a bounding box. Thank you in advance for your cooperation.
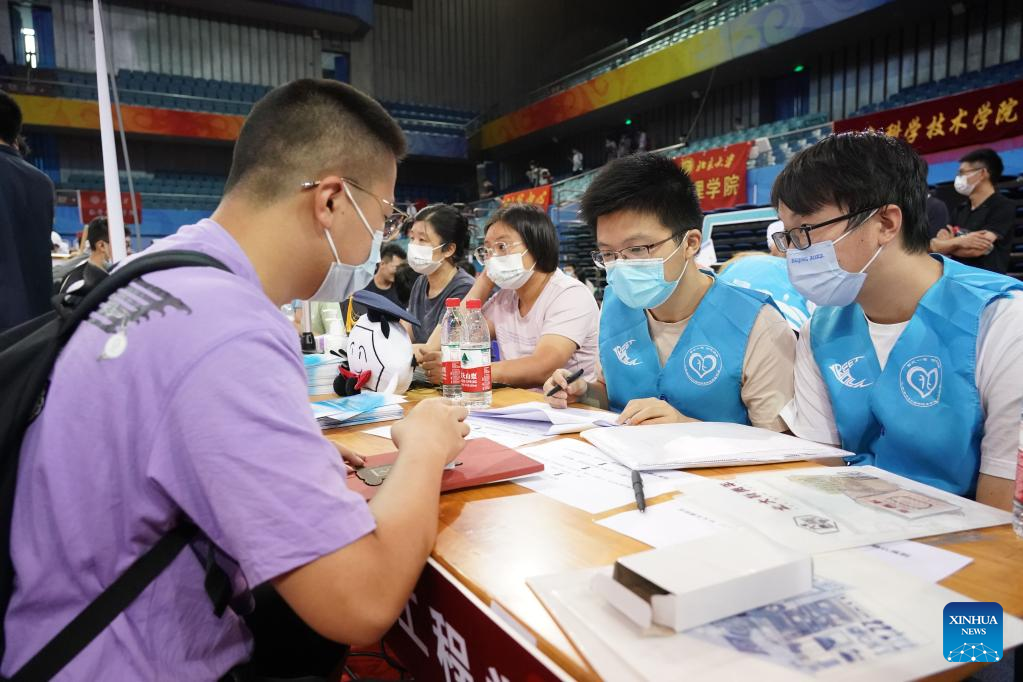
[835,79,1022,154]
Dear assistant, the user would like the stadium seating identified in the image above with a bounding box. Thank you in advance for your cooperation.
[851,59,1023,117]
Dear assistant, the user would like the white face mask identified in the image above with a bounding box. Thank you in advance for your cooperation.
[486,252,535,290]
[407,242,445,275]
[953,168,982,196]
[310,182,382,302]
[785,210,882,307]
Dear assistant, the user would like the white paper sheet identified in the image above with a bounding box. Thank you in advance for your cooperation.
[582,421,850,470]
[528,551,1023,682]
[853,540,973,583]
[596,496,729,548]
[514,440,695,514]
[475,401,619,434]
[672,466,1012,554]
[362,413,556,450]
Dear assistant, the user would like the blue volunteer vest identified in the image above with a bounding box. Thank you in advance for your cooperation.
[719,255,812,331]
[600,275,774,424]
[810,256,1022,496]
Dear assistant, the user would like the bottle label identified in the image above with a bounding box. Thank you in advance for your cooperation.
[441,344,461,385]
[460,347,492,393]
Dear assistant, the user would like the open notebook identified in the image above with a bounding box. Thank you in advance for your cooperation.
[473,401,618,435]
[581,422,850,470]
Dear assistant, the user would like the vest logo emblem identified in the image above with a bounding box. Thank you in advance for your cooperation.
[829,356,873,389]
[900,355,942,407]
[613,339,641,366]
[684,345,722,386]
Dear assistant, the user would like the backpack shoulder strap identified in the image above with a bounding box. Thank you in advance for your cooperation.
[8,524,199,682]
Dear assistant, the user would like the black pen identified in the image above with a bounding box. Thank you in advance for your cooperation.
[631,470,646,513]
[545,368,585,397]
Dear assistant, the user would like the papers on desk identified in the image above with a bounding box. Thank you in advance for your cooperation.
[310,393,405,430]
[596,496,729,548]
[473,401,619,435]
[854,540,973,583]
[514,440,695,514]
[671,465,1011,554]
[582,421,850,470]
[363,412,557,450]
[303,352,343,395]
[528,551,1023,682]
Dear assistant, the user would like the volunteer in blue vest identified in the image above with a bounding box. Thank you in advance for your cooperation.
[773,131,1023,506]
[717,220,814,332]
[544,153,796,429]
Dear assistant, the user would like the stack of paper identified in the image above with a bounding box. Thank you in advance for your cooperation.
[311,393,406,430]
[303,352,343,395]
[473,402,618,435]
[582,421,850,470]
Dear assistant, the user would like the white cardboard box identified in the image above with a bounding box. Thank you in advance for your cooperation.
[591,529,812,633]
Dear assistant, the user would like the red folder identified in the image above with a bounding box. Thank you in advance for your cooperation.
[346,437,544,501]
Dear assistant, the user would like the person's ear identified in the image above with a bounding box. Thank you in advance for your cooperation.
[440,242,456,261]
[314,176,345,229]
[684,229,703,259]
[876,204,902,247]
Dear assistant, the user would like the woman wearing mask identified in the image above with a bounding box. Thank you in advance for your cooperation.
[404,205,475,357]
[544,154,795,428]
[423,203,599,389]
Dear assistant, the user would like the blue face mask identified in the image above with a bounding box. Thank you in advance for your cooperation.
[605,238,688,310]
[310,183,382,302]
[785,211,882,307]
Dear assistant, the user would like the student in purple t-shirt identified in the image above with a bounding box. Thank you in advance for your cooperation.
[3,80,468,680]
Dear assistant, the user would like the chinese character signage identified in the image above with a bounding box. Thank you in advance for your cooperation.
[499,184,552,209]
[834,79,1022,154]
[387,561,566,681]
[671,142,751,211]
[77,190,143,225]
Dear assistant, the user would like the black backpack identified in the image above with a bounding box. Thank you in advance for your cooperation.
[0,250,231,681]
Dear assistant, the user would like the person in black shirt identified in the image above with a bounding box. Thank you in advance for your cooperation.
[59,216,113,294]
[352,241,406,315]
[931,148,1016,274]
[1,90,55,331]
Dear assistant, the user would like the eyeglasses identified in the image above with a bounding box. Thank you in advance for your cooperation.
[474,241,524,264]
[771,206,882,253]
[300,178,408,240]
[591,235,677,269]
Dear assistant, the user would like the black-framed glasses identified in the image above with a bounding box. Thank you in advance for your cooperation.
[772,206,881,253]
[591,235,677,269]
[300,178,408,240]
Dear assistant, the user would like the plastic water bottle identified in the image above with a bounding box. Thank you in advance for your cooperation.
[460,298,492,408]
[1013,406,1023,538]
[440,298,463,402]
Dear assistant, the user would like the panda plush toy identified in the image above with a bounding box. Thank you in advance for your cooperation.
[335,290,421,396]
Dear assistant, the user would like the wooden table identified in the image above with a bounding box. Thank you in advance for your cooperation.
[325,387,1023,681]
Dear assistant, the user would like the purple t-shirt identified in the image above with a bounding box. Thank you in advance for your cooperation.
[2,220,376,679]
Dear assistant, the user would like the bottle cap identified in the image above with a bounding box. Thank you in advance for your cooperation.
[445,298,461,307]
[466,298,482,310]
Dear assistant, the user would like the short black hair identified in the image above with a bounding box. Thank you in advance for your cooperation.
[224,79,406,205]
[581,153,703,241]
[0,90,23,144]
[380,242,406,262]
[86,217,109,249]
[772,131,930,254]
[485,203,559,272]
[959,147,1003,181]
[415,204,471,263]
[392,262,417,307]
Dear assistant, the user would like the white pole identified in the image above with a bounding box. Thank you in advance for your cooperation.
[92,0,126,263]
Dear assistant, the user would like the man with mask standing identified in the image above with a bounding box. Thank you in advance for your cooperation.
[4,80,469,680]
[775,132,1023,508]
[930,147,1015,274]
[544,154,795,429]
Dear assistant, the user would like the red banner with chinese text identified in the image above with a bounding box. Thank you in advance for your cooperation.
[77,190,143,225]
[499,184,552,209]
[385,560,568,682]
[833,79,1023,154]
[671,142,751,211]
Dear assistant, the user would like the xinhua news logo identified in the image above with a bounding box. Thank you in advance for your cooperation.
[943,602,1002,663]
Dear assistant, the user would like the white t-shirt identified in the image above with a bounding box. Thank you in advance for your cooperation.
[781,292,1023,479]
